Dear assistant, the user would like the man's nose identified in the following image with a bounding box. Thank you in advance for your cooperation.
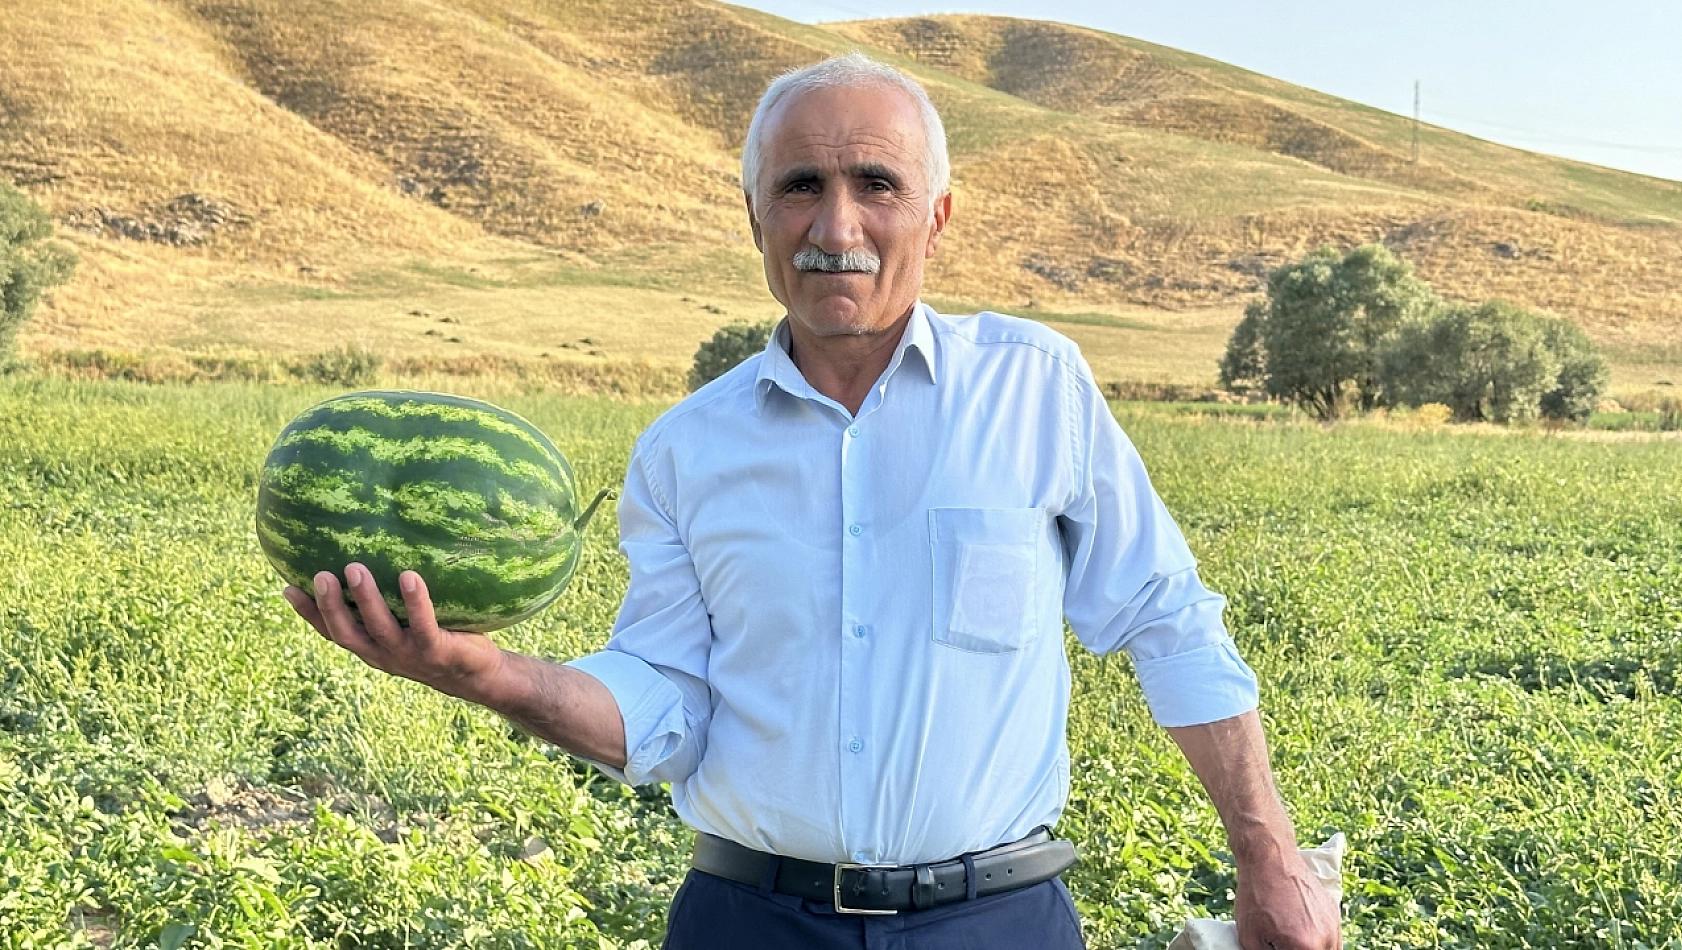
[807,186,864,254]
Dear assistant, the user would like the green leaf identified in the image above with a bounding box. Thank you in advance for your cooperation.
[158,922,195,950]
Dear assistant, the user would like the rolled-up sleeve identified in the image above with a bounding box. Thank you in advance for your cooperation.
[1057,359,1259,728]
[564,435,712,786]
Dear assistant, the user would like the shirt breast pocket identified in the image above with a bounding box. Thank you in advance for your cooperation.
[929,507,1044,654]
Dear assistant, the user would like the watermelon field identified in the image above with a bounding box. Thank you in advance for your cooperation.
[2,376,1681,949]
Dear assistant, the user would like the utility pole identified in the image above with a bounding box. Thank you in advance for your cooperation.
[1411,80,1420,163]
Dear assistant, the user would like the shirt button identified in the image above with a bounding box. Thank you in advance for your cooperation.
[848,523,862,537]
[853,850,869,862]
[847,425,861,438]
[853,624,868,639]
[848,738,863,754]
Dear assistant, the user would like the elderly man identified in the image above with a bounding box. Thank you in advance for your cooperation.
[285,53,1340,950]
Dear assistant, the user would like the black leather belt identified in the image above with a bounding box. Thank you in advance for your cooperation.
[690,828,1079,915]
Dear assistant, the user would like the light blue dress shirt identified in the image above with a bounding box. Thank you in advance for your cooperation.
[567,302,1258,866]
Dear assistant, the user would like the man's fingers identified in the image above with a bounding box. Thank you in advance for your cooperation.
[312,571,377,657]
[282,585,329,637]
[344,562,402,646]
[397,570,444,644]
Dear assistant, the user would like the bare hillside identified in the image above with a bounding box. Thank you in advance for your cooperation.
[833,14,1682,333]
[2,0,1677,378]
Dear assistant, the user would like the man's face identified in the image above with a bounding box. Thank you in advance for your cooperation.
[746,82,951,339]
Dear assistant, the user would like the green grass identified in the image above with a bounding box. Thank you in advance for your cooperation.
[1118,400,1300,421]
[2,378,1680,948]
[1589,411,1680,432]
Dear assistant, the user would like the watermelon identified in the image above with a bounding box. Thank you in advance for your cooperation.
[255,390,609,633]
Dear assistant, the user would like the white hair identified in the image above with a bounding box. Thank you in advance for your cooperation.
[740,52,950,210]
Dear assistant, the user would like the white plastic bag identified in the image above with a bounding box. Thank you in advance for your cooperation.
[1165,833,1344,950]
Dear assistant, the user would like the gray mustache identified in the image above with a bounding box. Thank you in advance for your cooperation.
[793,247,882,274]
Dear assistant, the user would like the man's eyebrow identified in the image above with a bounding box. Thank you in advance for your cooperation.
[847,162,904,187]
[772,166,823,192]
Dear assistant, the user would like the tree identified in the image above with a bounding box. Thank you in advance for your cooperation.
[0,182,77,366]
[1216,300,1267,394]
[1537,316,1609,424]
[1219,244,1435,419]
[1379,301,1561,424]
[689,319,778,391]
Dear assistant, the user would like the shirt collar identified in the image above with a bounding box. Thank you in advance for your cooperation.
[753,301,939,415]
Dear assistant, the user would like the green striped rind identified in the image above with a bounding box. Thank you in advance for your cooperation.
[255,390,592,633]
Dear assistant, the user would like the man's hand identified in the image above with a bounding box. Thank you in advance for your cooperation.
[281,562,629,768]
[1166,711,1341,950]
[1234,846,1341,950]
[282,563,505,702]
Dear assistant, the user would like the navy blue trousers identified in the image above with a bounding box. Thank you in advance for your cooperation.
[660,869,1087,950]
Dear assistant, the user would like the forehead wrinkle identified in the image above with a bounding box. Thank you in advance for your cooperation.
[774,129,917,161]
[766,135,922,186]
[762,89,926,162]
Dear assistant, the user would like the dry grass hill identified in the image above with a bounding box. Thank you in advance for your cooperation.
[3,0,1679,392]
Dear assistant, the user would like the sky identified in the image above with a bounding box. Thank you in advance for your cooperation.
[726,0,1682,183]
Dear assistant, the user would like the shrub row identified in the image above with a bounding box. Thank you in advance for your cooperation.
[1220,245,1610,423]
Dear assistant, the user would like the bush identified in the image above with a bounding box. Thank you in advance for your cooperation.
[1219,244,1435,419]
[1618,389,1682,414]
[1392,402,1453,429]
[1537,317,1610,423]
[1380,301,1609,425]
[0,183,77,366]
[1221,245,1610,427]
[1661,396,1682,432]
[294,345,382,387]
[1379,301,1560,424]
[689,320,777,391]
[1217,300,1267,393]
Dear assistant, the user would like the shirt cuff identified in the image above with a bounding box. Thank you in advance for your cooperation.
[1131,639,1260,728]
[564,649,688,786]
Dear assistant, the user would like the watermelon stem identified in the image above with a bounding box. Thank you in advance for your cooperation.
[574,487,614,532]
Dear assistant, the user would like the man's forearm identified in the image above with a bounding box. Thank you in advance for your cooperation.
[1165,709,1297,863]
[468,651,629,769]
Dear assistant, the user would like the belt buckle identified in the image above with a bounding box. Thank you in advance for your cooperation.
[833,863,898,915]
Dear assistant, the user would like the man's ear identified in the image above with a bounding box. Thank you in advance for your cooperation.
[744,192,763,253]
[925,190,952,258]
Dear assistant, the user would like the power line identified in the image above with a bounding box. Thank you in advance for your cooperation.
[1424,108,1682,155]
[802,0,881,20]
